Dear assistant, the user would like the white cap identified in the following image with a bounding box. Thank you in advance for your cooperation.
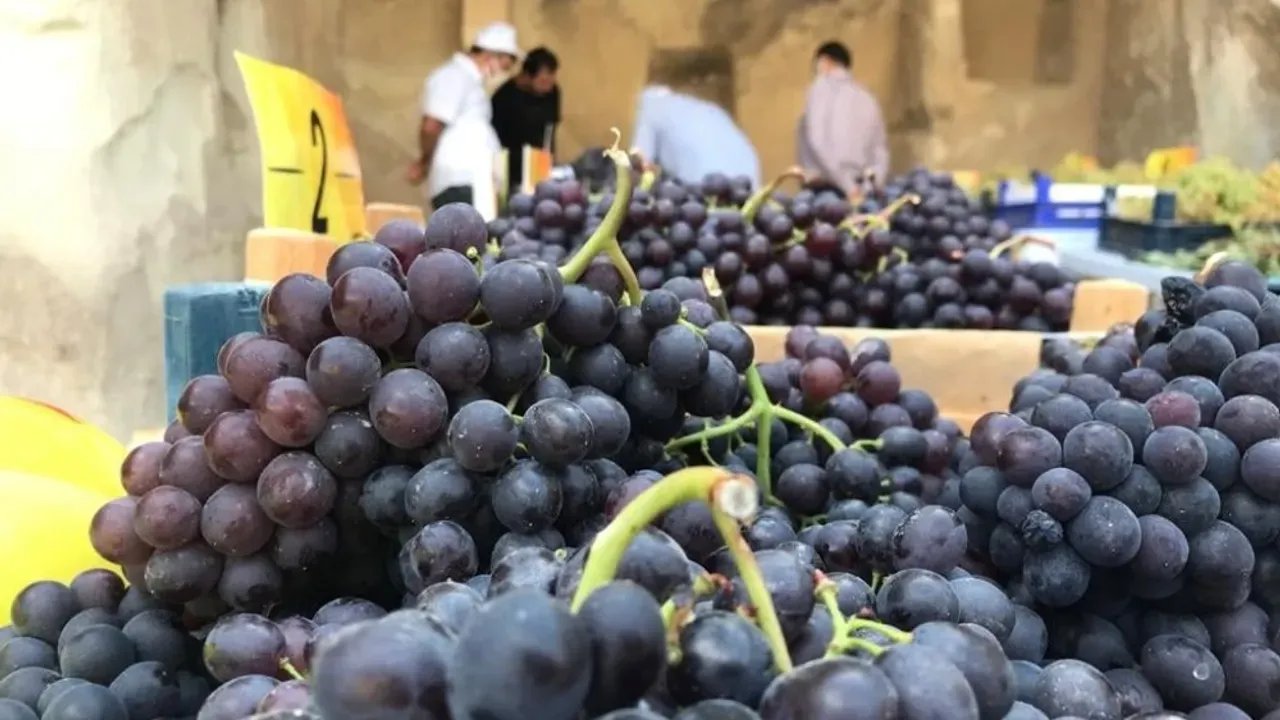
[473,22,520,57]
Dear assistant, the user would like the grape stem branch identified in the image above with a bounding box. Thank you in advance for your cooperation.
[815,571,912,658]
[741,167,806,226]
[568,466,793,673]
[558,128,643,306]
[662,269,850,498]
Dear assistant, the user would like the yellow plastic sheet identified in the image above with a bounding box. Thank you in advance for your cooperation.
[0,396,125,498]
[0,471,118,625]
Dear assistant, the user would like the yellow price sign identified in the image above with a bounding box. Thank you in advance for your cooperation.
[1144,146,1198,181]
[235,52,368,242]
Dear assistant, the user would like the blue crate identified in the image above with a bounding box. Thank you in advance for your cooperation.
[991,175,1107,230]
[164,282,271,421]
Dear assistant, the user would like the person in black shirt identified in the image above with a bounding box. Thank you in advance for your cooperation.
[491,47,561,193]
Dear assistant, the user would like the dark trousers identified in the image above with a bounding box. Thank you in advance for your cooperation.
[431,186,474,211]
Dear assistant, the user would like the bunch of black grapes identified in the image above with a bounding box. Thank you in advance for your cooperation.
[488,169,1080,332]
[1,185,1218,719]
[756,327,969,512]
[0,570,213,719]
[947,258,1280,717]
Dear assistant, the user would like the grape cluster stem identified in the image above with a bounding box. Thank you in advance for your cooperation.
[814,571,911,658]
[568,466,794,672]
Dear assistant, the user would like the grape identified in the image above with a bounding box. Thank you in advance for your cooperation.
[398,521,479,592]
[891,505,965,573]
[1062,421,1133,492]
[143,543,223,603]
[1064,496,1141,567]
[479,258,561,330]
[201,484,274,557]
[195,674,279,719]
[256,452,337,529]
[758,656,898,719]
[1031,659,1121,718]
[406,248,480,324]
[425,201,487,254]
[548,284,618,347]
[177,375,243,435]
[1129,515,1189,582]
[57,624,135,684]
[521,398,594,468]
[218,555,283,611]
[329,266,410,347]
[404,459,481,525]
[221,337,304,405]
[89,498,153,566]
[119,442,169,497]
[876,641,980,719]
[325,241,404,286]
[491,460,564,533]
[68,570,124,612]
[569,390,631,459]
[312,597,387,626]
[42,682,129,719]
[202,614,285,682]
[311,611,451,718]
[202,409,281,484]
[312,410,384,479]
[415,322,490,393]
[305,336,382,408]
[260,273,337,354]
[9,582,78,648]
[447,399,518,473]
[798,357,843,405]
[161,435,227,499]
[269,519,339,571]
[133,486,202,550]
[1214,394,1280,451]
[373,219,426,271]
[367,368,448,449]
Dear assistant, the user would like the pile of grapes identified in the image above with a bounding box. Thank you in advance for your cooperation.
[488,164,1080,333]
[3,137,1280,719]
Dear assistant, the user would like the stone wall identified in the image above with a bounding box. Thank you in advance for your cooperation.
[2,0,1280,441]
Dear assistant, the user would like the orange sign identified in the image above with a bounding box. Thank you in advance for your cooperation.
[1144,146,1198,180]
[235,52,368,243]
[522,147,553,193]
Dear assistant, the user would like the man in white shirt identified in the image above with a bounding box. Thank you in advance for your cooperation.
[406,23,520,212]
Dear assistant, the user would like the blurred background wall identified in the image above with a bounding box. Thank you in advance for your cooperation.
[1,0,1278,440]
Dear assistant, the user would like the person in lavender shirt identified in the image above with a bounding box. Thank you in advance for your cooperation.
[630,85,761,188]
[796,41,889,198]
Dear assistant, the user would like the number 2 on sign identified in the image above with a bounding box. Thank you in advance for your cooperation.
[309,110,329,235]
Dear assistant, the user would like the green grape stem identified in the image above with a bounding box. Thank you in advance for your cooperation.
[279,658,305,681]
[814,573,850,658]
[772,406,845,451]
[664,266,856,499]
[710,508,794,673]
[741,167,806,226]
[559,128,642,306]
[817,571,911,658]
[846,616,912,645]
[569,466,793,673]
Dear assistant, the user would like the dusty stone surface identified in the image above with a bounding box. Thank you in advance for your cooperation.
[3,0,1280,440]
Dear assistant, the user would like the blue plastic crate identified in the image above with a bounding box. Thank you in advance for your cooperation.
[991,175,1107,230]
[164,282,271,420]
